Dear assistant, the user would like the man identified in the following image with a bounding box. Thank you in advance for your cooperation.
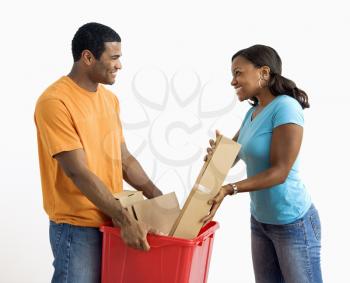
[34,22,163,282]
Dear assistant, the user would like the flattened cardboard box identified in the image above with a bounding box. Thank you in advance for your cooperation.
[113,191,180,236]
[113,190,144,218]
[169,135,241,239]
[132,192,180,235]
[113,190,144,207]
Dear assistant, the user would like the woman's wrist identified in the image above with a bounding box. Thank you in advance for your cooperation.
[223,183,239,196]
[222,184,233,196]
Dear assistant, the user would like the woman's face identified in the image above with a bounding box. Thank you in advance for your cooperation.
[231,56,263,102]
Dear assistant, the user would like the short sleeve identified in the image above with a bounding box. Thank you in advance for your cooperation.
[272,97,304,129]
[35,99,83,156]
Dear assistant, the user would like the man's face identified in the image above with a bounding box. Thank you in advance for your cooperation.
[90,42,122,85]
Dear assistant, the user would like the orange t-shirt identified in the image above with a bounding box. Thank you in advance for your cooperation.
[34,76,124,227]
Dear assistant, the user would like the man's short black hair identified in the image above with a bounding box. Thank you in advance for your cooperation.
[72,22,121,62]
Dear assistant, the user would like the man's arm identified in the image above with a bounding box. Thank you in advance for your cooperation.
[54,148,151,251]
[121,143,162,199]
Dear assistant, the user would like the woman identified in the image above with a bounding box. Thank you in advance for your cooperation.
[203,45,322,283]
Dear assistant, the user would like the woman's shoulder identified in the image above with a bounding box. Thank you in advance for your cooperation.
[274,95,303,111]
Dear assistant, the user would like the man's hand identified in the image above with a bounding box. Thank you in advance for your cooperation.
[113,215,161,251]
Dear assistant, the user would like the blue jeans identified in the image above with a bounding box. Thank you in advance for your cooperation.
[49,221,102,283]
[251,204,322,283]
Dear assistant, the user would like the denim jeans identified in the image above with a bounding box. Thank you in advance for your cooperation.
[251,204,322,283]
[49,221,102,283]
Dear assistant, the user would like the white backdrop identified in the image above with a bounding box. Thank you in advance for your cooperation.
[0,0,349,282]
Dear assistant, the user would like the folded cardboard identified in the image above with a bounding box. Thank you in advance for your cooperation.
[113,191,180,236]
[169,135,241,239]
[113,135,240,240]
[132,192,181,235]
[113,190,144,207]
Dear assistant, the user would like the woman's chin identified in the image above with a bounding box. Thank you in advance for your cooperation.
[236,93,245,101]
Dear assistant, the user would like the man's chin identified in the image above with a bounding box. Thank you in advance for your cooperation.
[102,78,116,85]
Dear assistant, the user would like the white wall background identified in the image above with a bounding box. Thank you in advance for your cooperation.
[0,0,349,282]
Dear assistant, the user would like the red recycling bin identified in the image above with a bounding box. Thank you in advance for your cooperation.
[100,221,219,283]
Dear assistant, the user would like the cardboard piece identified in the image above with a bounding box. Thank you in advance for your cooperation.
[169,135,241,239]
[113,190,144,208]
[132,192,181,235]
[113,191,181,236]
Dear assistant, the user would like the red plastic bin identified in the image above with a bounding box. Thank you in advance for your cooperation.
[100,221,219,283]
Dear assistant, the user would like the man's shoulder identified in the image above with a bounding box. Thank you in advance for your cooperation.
[99,85,120,104]
[37,76,70,104]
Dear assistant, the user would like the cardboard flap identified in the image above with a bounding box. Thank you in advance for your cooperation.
[132,192,181,235]
[113,190,144,208]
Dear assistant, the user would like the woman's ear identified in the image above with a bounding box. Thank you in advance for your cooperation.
[260,66,271,80]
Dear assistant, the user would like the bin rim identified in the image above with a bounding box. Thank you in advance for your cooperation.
[100,221,219,248]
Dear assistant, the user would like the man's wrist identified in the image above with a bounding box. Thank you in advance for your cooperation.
[112,203,132,227]
[146,186,163,198]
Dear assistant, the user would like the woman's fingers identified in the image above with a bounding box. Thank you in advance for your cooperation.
[209,139,215,147]
[204,147,214,162]
[202,188,227,223]
[203,216,214,226]
[202,205,218,223]
[204,130,222,162]
[202,200,220,223]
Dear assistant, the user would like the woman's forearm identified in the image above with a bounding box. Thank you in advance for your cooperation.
[233,166,288,193]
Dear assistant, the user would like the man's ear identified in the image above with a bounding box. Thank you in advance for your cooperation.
[81,50,95,66]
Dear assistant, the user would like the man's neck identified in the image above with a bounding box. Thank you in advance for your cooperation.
[68,65,98,92]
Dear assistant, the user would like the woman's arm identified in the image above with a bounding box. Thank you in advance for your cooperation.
[228,123,303,194]
[202,123,303,224]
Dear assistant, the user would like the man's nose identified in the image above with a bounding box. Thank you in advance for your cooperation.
[115,60,122,70]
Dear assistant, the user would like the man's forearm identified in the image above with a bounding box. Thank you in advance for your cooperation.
[70,170,132,226]
[123,155,162,199]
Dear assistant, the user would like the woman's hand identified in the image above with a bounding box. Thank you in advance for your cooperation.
[201,184,232,226]
[203,130,221,162]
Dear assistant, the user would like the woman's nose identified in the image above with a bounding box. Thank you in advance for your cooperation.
[231,78,237,86]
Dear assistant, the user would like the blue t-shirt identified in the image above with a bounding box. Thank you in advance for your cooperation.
[237,95,311,224]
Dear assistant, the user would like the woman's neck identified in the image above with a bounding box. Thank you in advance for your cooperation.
[255,89,275,107]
